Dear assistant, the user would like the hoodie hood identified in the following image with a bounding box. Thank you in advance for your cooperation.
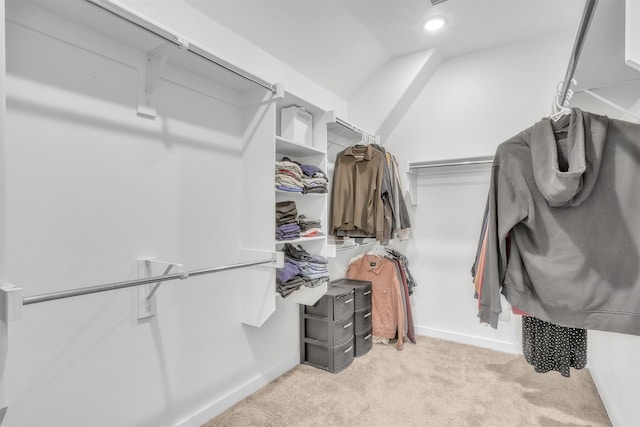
[530,108,608,207]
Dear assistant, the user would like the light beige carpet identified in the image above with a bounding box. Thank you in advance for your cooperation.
[204,336,610,427]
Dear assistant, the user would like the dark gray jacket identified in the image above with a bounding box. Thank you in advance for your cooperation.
[479,108,640,335]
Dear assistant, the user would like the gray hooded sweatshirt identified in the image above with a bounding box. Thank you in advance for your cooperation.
[479,108,640,336]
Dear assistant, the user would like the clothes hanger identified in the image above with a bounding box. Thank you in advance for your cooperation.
[366,240,388,258]
[549,80,575,122]
[348,133,369,148]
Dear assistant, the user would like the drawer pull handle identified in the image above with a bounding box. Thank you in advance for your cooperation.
[344,346,353,353]
[363,312,372,318]
[363,290,372,296]
[344,298,354,304]
[343,322,353,329]
[338,290,355,299]
[364,334,372,340]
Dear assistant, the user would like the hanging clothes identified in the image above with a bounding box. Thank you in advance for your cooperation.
[522,316,587,377]
[331,144,411,243]
[331,145,386,241]
[386,151,411,239]
[347,253,408,350]
[475,108,640,336]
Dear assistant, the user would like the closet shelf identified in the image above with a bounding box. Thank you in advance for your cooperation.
[275,189,327,197]
[276,136,325,157]
[29,0,273,96]
[406,156,493,206]
[276,236,326,245]
[280,281,328,306]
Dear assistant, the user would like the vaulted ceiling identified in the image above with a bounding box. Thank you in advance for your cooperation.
[185,0,587,99]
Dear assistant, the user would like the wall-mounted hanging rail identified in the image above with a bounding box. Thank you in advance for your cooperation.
[407,156,493,171]
[84,0,277,94]
[406,155,493,205]
[20,256,277,307]
[334,117,380,144]
[335,241,374,252]
[557,0,599,106]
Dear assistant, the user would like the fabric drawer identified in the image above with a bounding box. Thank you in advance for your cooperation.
[355,328,373,357]
[354,308,372,335]
[305,288,355,322]
[354,288,372,312]
[304,338,355,374]
[304,316,354,347]
[330,278,371,311]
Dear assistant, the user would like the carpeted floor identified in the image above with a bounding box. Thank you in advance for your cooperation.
[204,336,611,427]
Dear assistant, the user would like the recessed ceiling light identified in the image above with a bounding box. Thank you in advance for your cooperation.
[424,17,445,32]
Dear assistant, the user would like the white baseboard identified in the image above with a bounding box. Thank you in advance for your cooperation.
[587,357,621,427]
[177,355,299,427]
[414,325,521,354]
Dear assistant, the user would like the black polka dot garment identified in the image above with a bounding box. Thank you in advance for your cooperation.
[522,316,587,377]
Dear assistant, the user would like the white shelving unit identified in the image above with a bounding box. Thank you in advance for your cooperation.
[275,93,334,305]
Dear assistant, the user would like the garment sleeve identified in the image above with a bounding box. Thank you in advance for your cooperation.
[478,163,528,328]
[471,195,489,279]
[374,154,386,241]
[330,150,346,236]
[392,269,405,351]
[390,155,411,233]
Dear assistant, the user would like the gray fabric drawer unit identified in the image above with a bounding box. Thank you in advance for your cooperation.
[304,286,355,322]
[331,278,372,311]
[355,328,373,357]
[354,308,372,335]
[303,315,354,347]
[304,338,355,373]
[301,279,373,372]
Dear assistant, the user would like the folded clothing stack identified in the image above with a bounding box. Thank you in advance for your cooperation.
[298,163,328,194]
[298,215,323,238]
[275,160,304,193]
[276,201,300,241]
[276,157,328,194]
[276,243,329,298]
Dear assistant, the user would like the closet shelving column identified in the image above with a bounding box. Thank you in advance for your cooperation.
[275,93,333,305]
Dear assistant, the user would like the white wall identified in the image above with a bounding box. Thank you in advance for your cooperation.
[378,31,576,352]
[348,49,441,138]
[375,29,640,426]
[588,331,640,426]
[118,0,348,117]
[0,0,8,421]
[1,1,347,426]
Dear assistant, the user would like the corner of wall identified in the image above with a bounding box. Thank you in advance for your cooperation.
[347,48,442,141]
[177,354,299,427]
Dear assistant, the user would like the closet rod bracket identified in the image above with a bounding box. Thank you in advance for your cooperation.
[176,35,190,50]
[273,83,285,99]
[0,284,23,323]
[137,43,175,120]
[137,258,183,320]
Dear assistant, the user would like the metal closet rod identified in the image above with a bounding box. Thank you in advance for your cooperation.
[558,0,599,105]
[84,0,276,94]
[334,117,377,140]
[22,257,276,306]
[408,155,493,170]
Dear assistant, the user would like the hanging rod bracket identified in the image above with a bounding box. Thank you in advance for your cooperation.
[0,284,23,323]
[137,258,183,320]
[137,43,175,120]
[273,83,285,99]
[176,35,190,50]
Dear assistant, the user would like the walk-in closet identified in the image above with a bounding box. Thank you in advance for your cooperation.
[0,0,638,426]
